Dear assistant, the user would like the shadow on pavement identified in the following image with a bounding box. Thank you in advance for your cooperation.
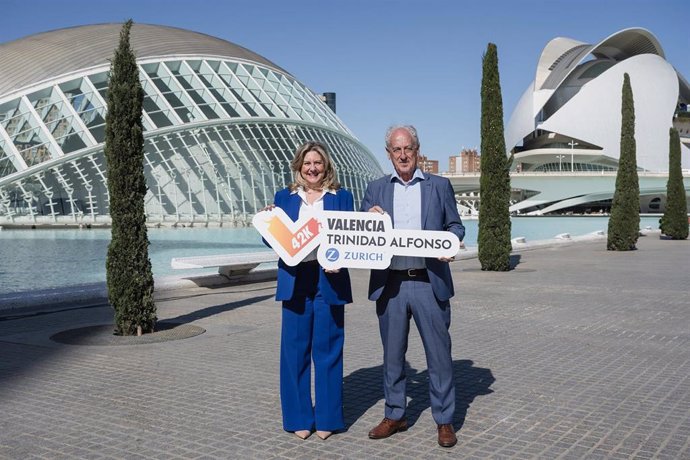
[0,293,275,390]
[343,359,494,431]
[163,294,274,324]
[509,254,522,269]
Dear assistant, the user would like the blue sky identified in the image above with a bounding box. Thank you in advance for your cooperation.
[2,0,687,171]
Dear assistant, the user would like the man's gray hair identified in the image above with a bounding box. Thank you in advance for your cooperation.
[385,125,420,149]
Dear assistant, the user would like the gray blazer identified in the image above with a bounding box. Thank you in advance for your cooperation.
[360,172,465,302]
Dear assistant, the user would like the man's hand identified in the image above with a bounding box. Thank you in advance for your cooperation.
[368,205,386,214]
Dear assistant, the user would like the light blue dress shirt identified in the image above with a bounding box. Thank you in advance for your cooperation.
[389,168,426,270]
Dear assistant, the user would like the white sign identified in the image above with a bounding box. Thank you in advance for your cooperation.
[253,209,460,269]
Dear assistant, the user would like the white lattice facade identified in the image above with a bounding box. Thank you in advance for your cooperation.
[0,24,382,224]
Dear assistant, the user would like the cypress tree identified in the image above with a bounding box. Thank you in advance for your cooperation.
[607,73,640,251]
[478,43,512,271]
[104,20,156,336]
[659,128,689,239]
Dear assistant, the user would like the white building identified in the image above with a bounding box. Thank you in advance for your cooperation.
[504,28,690,214]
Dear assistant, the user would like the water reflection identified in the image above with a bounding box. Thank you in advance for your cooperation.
[0,216,660,295]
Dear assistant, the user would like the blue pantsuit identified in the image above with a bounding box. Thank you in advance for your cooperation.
[271,187,354,433]
[281,263,345,431]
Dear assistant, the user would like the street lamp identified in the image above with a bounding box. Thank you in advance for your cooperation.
[556,154,566,172]
[568,140,578,172]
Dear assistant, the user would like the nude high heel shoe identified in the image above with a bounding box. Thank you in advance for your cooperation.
[294,430,311,440]
[316,430,332,440]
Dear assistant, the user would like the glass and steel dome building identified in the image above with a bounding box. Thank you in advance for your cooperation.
[0,23,382,225]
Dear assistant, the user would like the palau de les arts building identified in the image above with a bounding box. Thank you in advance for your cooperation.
[503,27,690,215]
[0,23,382,225]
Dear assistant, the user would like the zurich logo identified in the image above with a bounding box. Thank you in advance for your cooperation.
[325,248,340,262]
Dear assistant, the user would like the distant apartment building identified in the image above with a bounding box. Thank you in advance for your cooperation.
[448,156,458,174]
[418,154,439,174]
[449,148,480,173]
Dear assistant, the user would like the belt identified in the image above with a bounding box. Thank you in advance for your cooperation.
[300,259,320,266]
[389,268,429,281]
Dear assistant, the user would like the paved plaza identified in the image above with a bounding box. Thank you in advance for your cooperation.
[1,234,689,459]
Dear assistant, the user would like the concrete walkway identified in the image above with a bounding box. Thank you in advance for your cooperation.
[1,234,689,459]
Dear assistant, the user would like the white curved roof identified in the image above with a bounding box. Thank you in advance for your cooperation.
[0,23,287,96]
[535,37,587,90]
[538,28,664,92]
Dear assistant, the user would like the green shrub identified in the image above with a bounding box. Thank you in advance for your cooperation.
[478,43,512,270]
[607,73,640,251]
[659,128,689,239]
[104,20,156,335]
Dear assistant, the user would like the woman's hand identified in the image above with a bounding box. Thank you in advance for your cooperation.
[260,204,276,212]
[324,268,340,273]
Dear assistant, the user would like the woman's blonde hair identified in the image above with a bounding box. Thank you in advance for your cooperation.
[289,141,341,192]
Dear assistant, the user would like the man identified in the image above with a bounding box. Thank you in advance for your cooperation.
[360,125,465,448]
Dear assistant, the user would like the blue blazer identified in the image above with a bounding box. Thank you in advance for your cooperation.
[360,172,465,302]
[272,187,354,305]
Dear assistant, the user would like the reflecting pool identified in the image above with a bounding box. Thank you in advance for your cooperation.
[0,216,661,295]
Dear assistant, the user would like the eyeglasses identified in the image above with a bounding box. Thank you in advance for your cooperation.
[388,145,417,156]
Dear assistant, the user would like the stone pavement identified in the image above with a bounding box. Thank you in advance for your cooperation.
[1,234,689,459]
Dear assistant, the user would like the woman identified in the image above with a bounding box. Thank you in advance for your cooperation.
[267,141,353,440]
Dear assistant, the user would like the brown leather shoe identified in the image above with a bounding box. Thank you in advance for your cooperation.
[368,417,408,439]
[437,424,457,447]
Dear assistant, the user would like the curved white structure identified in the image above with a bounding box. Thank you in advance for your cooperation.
[505,28,690,214]
[0,24,382,224]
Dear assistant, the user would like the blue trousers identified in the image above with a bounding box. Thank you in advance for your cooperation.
[376,277,455,424]
[280,265,345,432]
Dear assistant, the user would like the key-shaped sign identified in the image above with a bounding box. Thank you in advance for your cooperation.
[253,209,460,269]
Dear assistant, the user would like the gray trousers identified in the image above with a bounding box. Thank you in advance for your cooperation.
[376,276,455,424]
